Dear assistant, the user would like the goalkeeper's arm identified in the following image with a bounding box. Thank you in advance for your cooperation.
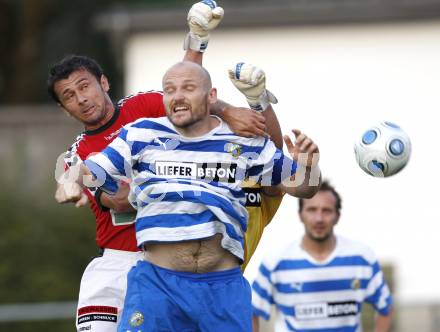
[184,1,224,54]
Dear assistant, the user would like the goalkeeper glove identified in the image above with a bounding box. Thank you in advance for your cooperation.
[228,62,278,112]
[184,0,224,52]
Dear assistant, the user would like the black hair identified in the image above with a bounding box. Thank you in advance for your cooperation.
[298,180,342,214]
[47,55,104,103]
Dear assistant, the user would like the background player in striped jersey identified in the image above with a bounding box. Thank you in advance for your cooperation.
[49,2,271,331]
[65,60,321,331]
[251,180,393,332]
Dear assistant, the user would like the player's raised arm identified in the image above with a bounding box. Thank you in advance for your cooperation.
[228,62,282,147]
[211,62,283,140]
[281,129,321,198]
[183,0,224,65]
[228,61,284,198]
[227,63,321,198]
[181,3,269,138]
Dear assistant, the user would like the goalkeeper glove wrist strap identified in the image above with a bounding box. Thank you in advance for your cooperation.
[247,89,278,112]
[183,32,209,52]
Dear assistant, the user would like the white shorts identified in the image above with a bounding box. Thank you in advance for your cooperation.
[76,249,143,332]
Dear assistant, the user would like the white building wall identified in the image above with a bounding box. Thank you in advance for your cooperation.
[125,21,440,303]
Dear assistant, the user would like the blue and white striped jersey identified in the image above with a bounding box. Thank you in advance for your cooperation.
[252,236,392,332]
[85,116,296,261]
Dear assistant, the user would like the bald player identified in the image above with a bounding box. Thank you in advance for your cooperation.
[64,61,321,331]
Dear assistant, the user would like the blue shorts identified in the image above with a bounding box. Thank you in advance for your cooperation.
[118,260,251,332]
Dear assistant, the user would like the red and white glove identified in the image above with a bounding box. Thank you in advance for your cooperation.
[228,62,278,112]
[184,1,224,52]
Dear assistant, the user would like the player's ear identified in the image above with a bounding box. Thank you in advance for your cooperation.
[100,74,110,92]
[208,87,217,104]
[334,212,340,225]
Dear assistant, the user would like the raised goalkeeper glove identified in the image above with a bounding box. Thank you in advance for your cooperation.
[228,62,278,112]
[184,0,224,52]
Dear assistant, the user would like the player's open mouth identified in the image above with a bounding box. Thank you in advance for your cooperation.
[173,105,190,113]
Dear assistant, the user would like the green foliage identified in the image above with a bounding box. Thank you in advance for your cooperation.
[0,0,190,104]
[0,181,96,331]
[0,185,96,303]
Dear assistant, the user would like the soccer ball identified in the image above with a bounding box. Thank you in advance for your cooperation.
[354,121,411,177]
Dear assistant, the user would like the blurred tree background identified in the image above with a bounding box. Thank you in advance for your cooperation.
[0,0,189,331]
[0,0,192,104]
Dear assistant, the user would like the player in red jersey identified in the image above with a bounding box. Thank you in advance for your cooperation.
[58,88,166,252]
[50,2,268,331]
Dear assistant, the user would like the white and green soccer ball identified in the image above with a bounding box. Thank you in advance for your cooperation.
[354,121,411,177]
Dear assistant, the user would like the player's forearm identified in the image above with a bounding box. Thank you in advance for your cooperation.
[210,99,229,115]
[183,49,203,65]
[99,192,135,213]
[209,99,240,125]
[252,315,259,332]
[261,185,283,197]
[262,105,283,149]
[262,143,287,193]
[375,311,393,332]
[211,101,268,138]
[279,166,321,198]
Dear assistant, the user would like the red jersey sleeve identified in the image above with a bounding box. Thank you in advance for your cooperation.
[117,91,166,119]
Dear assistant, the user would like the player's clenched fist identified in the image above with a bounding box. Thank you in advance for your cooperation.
[55,160,90,207]
[284,129,320,167]
[188,1,224,36]
[228,62,278,112]
[184,0,224,52]
[55,182,89,207]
